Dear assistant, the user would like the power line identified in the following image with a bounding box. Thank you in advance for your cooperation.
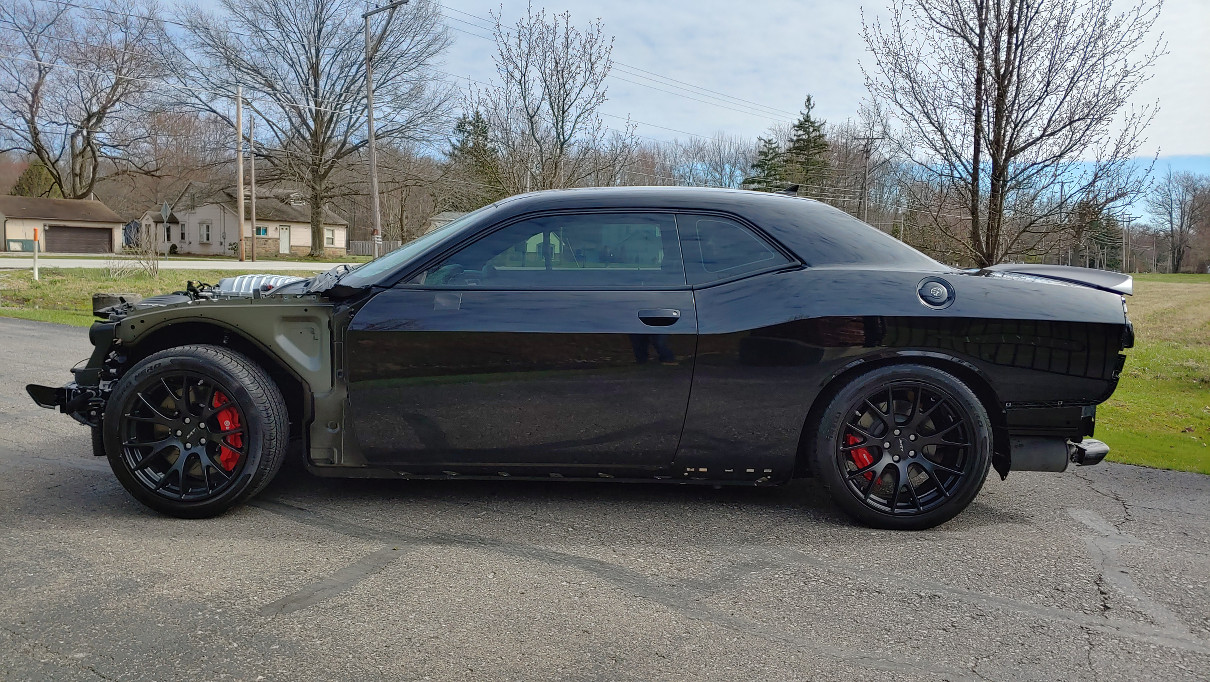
[438,4,799,119]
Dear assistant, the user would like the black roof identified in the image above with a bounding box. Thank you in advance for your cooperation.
[462,187,940,269]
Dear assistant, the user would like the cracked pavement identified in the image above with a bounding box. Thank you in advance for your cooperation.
[2,316,1208,681]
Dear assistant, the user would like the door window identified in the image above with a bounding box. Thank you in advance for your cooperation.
[678,215,790,285]
[409,213,685,288]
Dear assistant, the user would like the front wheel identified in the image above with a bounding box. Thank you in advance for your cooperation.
[811,364,992,530]
[102,344,289,518]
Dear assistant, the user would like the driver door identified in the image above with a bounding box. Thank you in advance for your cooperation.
[345,211,697,476]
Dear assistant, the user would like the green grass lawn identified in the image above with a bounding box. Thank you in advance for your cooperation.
[0,268,317,327]
[1,268,1206,474]
[1096,273,1210,474]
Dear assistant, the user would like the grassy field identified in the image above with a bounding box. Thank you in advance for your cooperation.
[0,268,316,327]
[1097,273,1210,474]
[1,268,1206,474]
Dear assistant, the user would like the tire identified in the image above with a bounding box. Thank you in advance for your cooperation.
[810,364,992,530]
[102,344,289,518]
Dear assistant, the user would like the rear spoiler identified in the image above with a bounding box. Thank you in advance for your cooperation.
[983,264,1133,296]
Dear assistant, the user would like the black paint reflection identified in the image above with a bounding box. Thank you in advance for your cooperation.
[346,288,697,468]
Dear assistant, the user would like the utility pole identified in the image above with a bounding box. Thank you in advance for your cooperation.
[364,0,408,260]
[249,111,257,263]
[235,85,245,262]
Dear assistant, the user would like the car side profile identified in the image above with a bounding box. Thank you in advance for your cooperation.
[28,187,1134,529]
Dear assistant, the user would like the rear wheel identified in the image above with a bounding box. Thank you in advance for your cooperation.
[102,344,288,518]
[811,364,992,530]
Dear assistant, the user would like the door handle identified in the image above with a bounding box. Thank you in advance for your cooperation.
[637,309,681,327]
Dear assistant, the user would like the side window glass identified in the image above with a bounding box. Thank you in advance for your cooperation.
[678,215,790,285]
[409,213,685,288]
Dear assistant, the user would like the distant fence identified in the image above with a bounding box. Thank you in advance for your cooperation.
[348,240,401,256]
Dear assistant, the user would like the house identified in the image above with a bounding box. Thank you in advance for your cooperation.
[429,211,468,233]
[0,195,124,253]
[139,190,348,257]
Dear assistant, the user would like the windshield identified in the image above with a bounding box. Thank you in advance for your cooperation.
[337,204,497,288]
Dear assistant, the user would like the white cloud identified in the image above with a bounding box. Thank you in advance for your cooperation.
[440,0,1209,156]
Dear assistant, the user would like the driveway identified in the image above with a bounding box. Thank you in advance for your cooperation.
[1,316,1207,681]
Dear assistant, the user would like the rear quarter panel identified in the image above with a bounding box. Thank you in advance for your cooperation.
[676,265,1128,479]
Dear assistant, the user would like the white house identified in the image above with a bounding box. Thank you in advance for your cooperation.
[1,195,124,253]
[139,190,348,257]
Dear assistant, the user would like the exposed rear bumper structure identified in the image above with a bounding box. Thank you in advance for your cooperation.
[1008,435,1109,472]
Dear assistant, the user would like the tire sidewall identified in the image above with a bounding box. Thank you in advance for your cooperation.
[103,347,278,517]
[813,364,992,530]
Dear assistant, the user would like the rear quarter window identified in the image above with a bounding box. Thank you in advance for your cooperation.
[678,215,791,285]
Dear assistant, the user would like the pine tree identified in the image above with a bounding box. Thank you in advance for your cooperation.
[446,111,503,208]
[783,95,828,191]
[11,160,62,198]
[742,137,786,192]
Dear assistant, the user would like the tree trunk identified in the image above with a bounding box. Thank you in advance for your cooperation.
[309,178,325,258]
[968,1,989,267]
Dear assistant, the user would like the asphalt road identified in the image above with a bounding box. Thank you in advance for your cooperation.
[0,257,346,271]
[1,316,1208,681]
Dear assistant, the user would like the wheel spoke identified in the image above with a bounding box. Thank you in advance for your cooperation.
[135,393,172,422]
[862,465,884,501]
[213,426,245,438]
[203,451,233,480]
[917,459,954,497]
[886,467,901,512]
[160,377,182,413]
[131,443,175,471]
[123,436,171,449]
[863,398,890,426]
[200,452,231,478]
[199,459,212,492]
[845,460,879,479]
[905,474,924,512]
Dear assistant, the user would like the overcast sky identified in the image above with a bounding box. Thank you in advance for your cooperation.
[438,0,1210,171]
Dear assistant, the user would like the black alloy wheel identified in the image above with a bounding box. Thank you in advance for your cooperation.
[118,372,248,501]
[103,345,288,518]
[812,364,992,530]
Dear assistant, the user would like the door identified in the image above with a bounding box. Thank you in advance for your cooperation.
[278,225,290,254]
[345,212,697,475]
[45,226,112,253]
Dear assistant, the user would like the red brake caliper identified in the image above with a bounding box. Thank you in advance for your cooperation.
[212,391,243,471]
[847,433,875,481]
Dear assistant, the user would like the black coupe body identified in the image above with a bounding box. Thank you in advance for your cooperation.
[29,187,1134,528]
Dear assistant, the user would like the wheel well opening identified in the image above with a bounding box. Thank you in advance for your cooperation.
[125,322,310,438]
[793,357,1008,477]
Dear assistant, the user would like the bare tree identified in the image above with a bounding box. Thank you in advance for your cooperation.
[177,0,452,256]
[1147,168,1209,273]
[0,0,169,199]
[469,2,637,195]
[863,0,1164,267]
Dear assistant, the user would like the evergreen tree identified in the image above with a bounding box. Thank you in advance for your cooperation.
[11,161,62,198]
[784,95,828,190]
[742,136,786,192]
[446,111,504,209]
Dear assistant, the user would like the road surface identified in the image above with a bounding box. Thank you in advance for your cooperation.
[1,317,1207,681]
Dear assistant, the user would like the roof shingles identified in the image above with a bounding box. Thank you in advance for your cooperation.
[0,195,122,223]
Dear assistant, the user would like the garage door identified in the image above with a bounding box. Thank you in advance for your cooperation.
[45,226,112,253]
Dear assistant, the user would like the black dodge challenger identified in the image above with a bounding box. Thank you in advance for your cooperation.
[28,187,1134,529]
